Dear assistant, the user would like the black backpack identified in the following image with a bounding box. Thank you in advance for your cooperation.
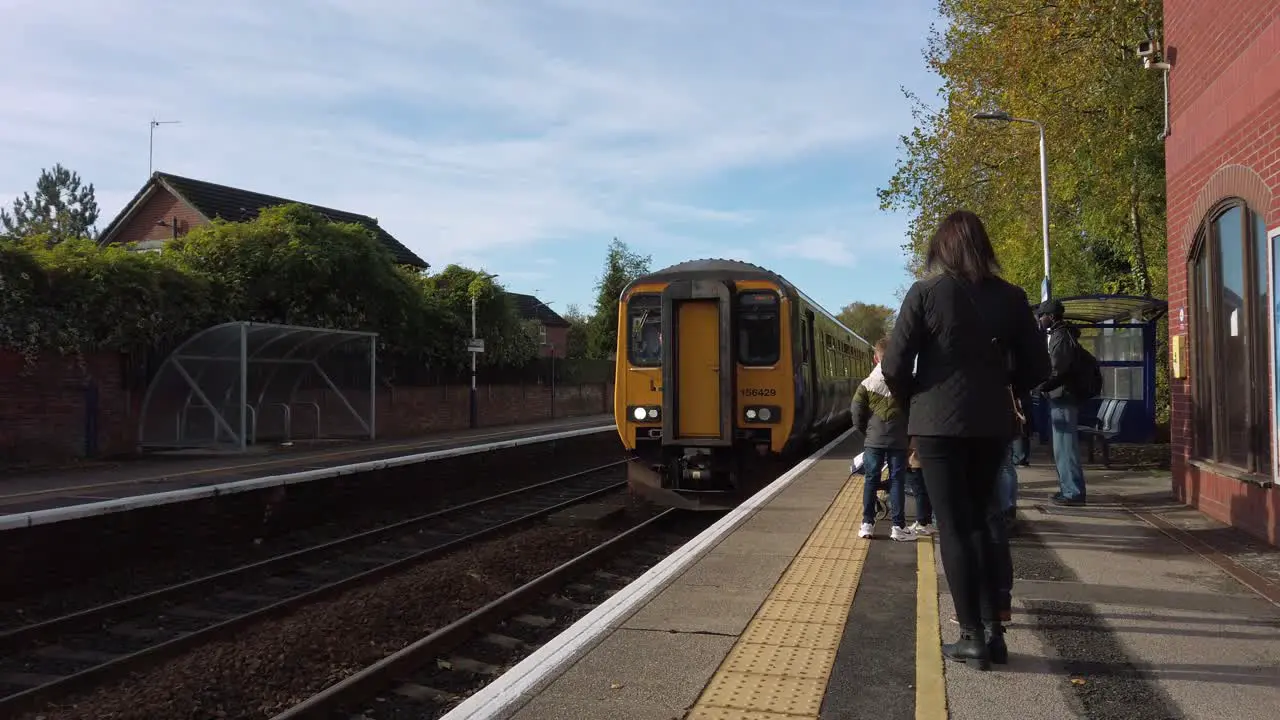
[1067,333,1103,399]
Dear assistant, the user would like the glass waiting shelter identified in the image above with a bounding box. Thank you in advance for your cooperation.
[1031,295,1169,444]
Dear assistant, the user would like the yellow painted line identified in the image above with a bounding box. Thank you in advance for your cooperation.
[0,420,608,502]
[686,473,871,719]
[915,536,949,720]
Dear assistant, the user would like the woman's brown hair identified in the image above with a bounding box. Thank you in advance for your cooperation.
[924,210,1002,284]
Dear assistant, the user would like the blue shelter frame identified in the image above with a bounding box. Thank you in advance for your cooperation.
[1032,294,1168,445]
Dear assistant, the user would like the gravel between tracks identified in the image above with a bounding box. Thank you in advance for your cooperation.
[22,520,622,720]
[1,453,621,630]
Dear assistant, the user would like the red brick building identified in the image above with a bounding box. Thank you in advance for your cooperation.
[1165,0,1280,545]
[508,293,571,358]
[98,172,428,268]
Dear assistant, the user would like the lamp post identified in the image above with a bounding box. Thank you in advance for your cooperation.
[972,110,1052,303]
[470,272,498,429]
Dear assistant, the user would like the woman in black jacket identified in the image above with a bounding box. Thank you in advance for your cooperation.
[881,210,1050,670]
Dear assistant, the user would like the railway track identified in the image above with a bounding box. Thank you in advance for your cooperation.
[271,509,713,720]
[0,460,628,716]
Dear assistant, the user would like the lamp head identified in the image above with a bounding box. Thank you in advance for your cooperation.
[972,110,1012,122]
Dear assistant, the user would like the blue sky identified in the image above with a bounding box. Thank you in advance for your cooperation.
[0,0,942,318]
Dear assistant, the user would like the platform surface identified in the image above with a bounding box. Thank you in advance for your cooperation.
[0,414,613,517]
[497,440,1280,720]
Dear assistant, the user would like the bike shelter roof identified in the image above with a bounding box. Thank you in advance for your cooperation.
[1039,294,1169,324]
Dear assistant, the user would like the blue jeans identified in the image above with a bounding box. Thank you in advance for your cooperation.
[1050,399,1086,501]
[862,447,907,527]
[996,440,1018,513]
[1011,433,1030,465]
[907,468,932,525]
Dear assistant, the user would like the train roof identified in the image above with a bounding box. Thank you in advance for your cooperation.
[630,258,792,288]
[622,257,873,348]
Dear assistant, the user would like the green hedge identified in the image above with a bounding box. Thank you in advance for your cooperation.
[0,204,538,372]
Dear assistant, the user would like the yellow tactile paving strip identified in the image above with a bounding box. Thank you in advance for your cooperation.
[915,536,948,719]
[685,474,870,720]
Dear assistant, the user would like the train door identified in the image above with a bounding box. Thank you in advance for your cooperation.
[804,310,819,424]
[675,300,722,438]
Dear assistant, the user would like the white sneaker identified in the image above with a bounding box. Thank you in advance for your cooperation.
[908,521,936,536]
[891,525,918,542]
[858,522,875,539]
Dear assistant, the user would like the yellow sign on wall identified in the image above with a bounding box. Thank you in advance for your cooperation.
[1171,334,1188,379]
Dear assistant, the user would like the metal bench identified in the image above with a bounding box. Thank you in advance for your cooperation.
[1079,397,1127,467]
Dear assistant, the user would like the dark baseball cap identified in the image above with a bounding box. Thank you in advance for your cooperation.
[1036,299,1065,317]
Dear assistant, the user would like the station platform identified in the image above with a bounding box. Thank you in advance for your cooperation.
[446,431,1280,720]
[0,414,613,519]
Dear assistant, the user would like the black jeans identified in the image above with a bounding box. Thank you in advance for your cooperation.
[915,435,1011,629]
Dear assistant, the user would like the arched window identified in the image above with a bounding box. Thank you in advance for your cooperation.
[1189,199,1272,473]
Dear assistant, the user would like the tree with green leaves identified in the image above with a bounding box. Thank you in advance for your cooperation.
[878,0,1166,300]
[587,238,651,359]
[170,203,462,366]
[1,163,101,245]
[836,302,896,344]
[878,0,1169,420]
[425,264,539,369]
[560,303,592,359]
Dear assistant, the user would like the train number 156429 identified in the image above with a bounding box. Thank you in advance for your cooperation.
[740,387,777,397]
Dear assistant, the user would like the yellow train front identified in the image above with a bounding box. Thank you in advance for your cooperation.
[615,259,875,511]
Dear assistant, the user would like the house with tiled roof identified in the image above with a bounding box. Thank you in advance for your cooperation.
[507,292,569,357]
[97,172,428,268]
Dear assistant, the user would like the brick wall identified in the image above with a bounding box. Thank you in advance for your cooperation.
[0,350,612,468]
[1165,0,1280,545]
[105,187,206,246]
[541,326,570,357]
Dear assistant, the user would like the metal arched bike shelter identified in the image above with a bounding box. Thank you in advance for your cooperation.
[137,322,378,452]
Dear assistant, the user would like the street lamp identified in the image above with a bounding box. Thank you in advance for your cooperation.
[972,110,1052,302]
[470,272,498,429]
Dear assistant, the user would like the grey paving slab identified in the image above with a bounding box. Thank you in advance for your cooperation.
[1091,602,1280,719]
[734,506,825,536]
[509,629,735,720]
[621,583,771,635]
[675,548,794,590]
[936,544,1080,720]
[709,528,812,558]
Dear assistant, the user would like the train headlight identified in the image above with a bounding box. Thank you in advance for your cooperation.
[630,406,661,422]
[743,405,781,424]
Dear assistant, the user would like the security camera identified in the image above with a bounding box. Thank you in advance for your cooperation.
[1136,39,1157,57]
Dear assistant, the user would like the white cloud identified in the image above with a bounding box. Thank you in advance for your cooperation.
[776,235,860,267]
[0,0,938,272]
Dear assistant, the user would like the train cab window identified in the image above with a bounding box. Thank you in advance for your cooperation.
[738,292,780,366]
[627,293,663,366]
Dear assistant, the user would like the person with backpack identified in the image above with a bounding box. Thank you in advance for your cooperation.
[852,337,916,542]
[1034,299,1102,506]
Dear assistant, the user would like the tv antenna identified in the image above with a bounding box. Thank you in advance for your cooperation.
[149,119,182,175]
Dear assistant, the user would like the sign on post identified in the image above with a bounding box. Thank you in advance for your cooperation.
[467,338,485,354]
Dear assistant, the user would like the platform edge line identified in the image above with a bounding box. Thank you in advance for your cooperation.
[0,424,615,531]
[439,428,857,720]
[915,536,948,720]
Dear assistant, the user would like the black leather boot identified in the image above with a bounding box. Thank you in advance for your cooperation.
[942,629,991,670]
[985,621,1008,665]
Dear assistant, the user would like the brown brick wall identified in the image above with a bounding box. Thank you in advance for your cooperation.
[1165,0,1280,545]
[105,187,206,246]
[541,326,570,357]
[0,350,613,468]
